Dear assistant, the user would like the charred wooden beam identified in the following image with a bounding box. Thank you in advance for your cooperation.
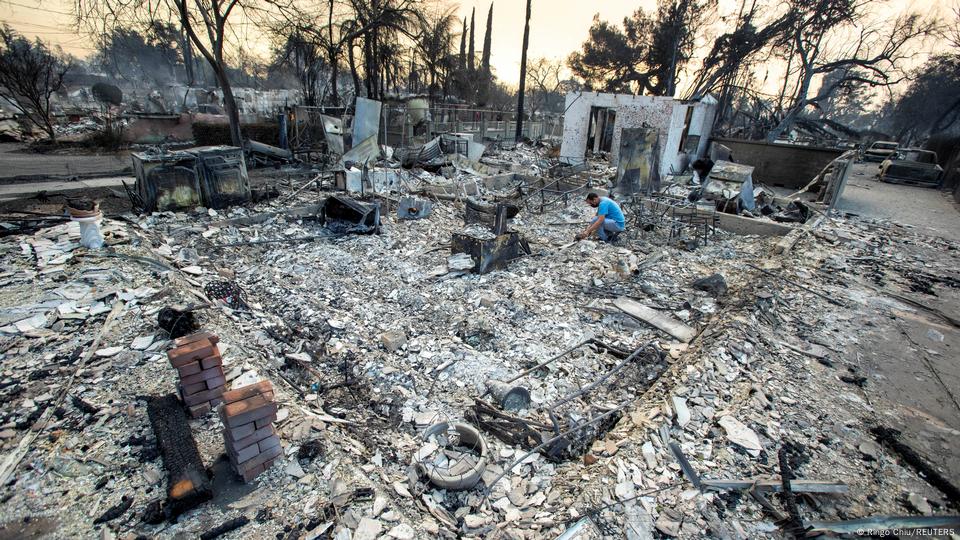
[200,515,250,540]
[146,394,212,520]
[93,494,134,524]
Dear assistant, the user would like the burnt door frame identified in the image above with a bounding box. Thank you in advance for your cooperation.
[587,107,617,154]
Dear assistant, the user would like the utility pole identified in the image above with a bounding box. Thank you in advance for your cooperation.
[514,0,531,141]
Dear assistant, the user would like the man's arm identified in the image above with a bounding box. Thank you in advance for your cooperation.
[576,211,606,240]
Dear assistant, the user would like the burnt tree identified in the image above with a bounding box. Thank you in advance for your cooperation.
[76,0,250,146]
[515,0,531,141]
[0,26,70,142]
[765,0,934,141]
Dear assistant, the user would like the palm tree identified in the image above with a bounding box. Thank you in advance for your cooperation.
[415,5,459,99]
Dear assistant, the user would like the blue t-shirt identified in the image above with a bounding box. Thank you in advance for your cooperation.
[598,197,625,228]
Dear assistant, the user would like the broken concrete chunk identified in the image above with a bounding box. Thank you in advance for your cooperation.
[353,517,382,540]
[13,313,48,333]
[906,492,932,515]
[641,441,657,469]
[381,510,400,522]
[717,415,763,456]
[95,346,124,358]
[392,481,412,498]
[372,495,387,517]
[463,514,489,528]
[858,440,882,461]
[387,523,416,539]
[285,460,306,479]
[672,396,690,428]
[654,510,682,537]
[381,330,407,353]
[131,335,154,350]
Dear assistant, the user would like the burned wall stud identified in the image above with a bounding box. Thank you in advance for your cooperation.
[146,394,213,520]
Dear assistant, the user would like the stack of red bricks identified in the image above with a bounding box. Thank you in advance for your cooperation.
[219,380,281,482]
[167,331,226,417]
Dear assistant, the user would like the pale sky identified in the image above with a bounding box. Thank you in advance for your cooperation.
[0,0,949,92]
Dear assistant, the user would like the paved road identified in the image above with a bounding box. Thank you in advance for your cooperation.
[835,162,960,489]
[0,143,131,181]
[0,176,132,202]
[838,162,960,243]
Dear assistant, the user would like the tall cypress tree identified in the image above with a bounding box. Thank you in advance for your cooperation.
[459,17,467,72]
[481,3,493,75]
[468,8,476,72]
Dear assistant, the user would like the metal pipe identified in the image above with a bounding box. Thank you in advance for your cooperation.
[495,337,593,388]
[549,345,655,410]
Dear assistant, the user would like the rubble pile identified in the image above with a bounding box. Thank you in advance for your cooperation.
[0,143,958,539]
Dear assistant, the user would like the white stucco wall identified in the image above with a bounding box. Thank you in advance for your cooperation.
[559,91,717,179]
[688,96,718,159]
[662,103,690,175]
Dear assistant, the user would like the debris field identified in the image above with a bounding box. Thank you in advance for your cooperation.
[0,144,959,540]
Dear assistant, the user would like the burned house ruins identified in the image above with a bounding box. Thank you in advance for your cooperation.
[1,1,960,539]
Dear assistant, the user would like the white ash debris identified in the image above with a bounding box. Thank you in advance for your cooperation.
[0,143,957,539]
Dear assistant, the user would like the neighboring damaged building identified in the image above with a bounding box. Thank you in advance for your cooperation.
[559,92,717,193]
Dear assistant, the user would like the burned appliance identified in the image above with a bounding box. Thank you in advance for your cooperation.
[131,150,202,212]
[464,198,519,226]
[132,146,250,212]
[318,195,381,234]
[451,231,530,274]
[192,146,251,209]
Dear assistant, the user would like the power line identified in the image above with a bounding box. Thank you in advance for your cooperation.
[1,0,74,17]
[3,1,265,28]
[3,18,73,31]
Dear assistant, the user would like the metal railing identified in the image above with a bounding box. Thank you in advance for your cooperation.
[382,105,563,148]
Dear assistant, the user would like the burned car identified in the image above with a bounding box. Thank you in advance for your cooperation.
[862,140,899,163]
[879,149,942,187]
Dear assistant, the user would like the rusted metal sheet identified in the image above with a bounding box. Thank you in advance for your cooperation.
[341,134,380,165]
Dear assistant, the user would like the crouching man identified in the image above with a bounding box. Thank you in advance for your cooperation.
[575,192,625,243]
